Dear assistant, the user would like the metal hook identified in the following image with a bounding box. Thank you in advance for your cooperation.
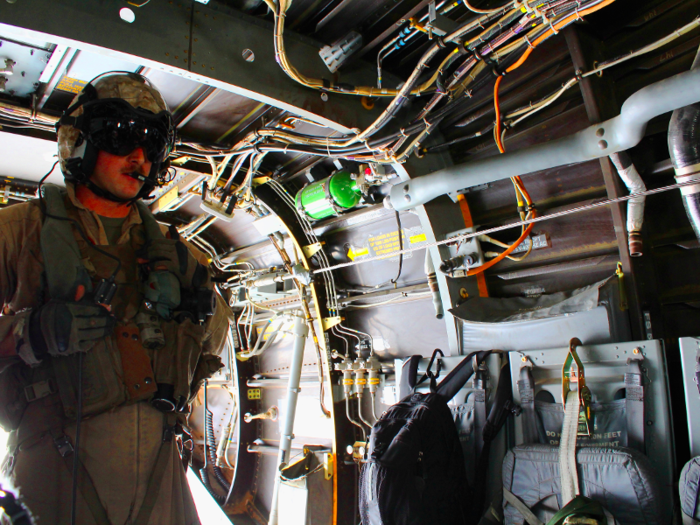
[562,337,593,436]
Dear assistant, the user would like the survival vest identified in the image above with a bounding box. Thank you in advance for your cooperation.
[0,185,218,437]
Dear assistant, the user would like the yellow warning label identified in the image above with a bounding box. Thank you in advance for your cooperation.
[347,246,369,261]
[369,230,403,257]
[409,233,427,244]
[56,76,88,94]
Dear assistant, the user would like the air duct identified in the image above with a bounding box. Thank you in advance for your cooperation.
[385,67,700,212]
[668,46,700,241]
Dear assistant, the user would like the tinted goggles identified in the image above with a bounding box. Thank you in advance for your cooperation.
[82,99,175,164]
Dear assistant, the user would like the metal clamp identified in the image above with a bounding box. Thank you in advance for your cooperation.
[562,337,593,437]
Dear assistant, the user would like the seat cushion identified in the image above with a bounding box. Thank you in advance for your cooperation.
[502,444,669,525]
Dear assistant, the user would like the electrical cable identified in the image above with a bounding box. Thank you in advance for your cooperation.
[462,0,513,14]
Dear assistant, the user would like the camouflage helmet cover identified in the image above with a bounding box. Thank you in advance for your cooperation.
[57,73,170,174]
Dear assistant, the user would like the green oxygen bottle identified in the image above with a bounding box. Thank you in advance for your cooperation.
[295,169,362,220]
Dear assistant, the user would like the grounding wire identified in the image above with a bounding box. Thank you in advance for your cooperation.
[313,178,700,274]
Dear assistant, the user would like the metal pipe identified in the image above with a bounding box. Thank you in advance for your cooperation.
[609,152,645,257]
[385,67,700,212]
[248,443,329,456]
[246,377,319,388]
[424,250,443,319]
[268,312,309,525]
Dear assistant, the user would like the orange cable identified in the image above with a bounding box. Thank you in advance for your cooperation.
[467,222,535,276]
[472,0,615,277]
[493,75,505,153]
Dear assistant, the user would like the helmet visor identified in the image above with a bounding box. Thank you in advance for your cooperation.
[83,100,174,164]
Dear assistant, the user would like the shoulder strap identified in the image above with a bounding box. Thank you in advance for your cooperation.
[399,355,422,400]
[517,366,539,444]
[503,488,545,525]
[436,350,491,402]
[474,362,518,518]
[625,359,645,453]
[39,184,93,301]
[135,201,167,242]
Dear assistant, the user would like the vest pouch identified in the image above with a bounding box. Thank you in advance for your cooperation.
[152,318,205,411]
[52,336,127,420]
[0,363,29,431]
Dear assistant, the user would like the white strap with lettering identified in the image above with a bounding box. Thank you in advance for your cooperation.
[559,390,580,505]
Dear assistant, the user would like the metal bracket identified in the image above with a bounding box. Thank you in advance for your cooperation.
[321,316,342,331]
[302,242,325,258]
[323,452,334,480]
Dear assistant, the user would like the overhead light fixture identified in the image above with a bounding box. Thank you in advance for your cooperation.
[119,7,136,23]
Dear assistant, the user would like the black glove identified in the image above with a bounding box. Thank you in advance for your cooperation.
[28,300,115,359]
[146,225,209,290]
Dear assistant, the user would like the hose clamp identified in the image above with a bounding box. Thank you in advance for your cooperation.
[675,169,700,196]
[674,161,700,177]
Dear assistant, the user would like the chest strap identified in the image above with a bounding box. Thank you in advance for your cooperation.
[40,184,94,302]
[49,429,112,525]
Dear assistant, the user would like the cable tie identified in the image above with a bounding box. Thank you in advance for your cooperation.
[574,69,583,81]
[399,128,408,137]
[464,89,473,98]
[436,36,446,49]
[523,34,534,49]
[547,16,559,35]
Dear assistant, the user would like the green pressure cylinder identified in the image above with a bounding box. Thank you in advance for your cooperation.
[295,170,361,220]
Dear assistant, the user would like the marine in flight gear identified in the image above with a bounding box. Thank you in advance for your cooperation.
[0,73,229,525]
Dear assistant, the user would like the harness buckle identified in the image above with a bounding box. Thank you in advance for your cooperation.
[24,379,57,402]
[53,434,74,458]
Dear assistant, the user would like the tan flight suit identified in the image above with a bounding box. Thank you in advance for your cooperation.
[0,184,229,524]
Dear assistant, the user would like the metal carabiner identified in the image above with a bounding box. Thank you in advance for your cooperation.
[562,337,594,437]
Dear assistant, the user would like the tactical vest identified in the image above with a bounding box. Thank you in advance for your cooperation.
[3,185,209,444]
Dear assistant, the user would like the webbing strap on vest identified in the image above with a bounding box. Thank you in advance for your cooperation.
[39,187,167,304]
[135,201,167,243]
[50,429,111,525]
[40,184,93,301]
[134,418,177,525]
[625,359,645,453]
[518,366,539,444]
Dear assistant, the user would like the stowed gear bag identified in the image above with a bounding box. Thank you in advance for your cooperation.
[359,350,515,525]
